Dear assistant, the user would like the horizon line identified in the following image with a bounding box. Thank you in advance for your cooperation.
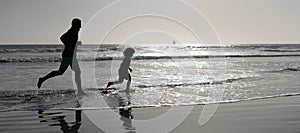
[1,42,300,45]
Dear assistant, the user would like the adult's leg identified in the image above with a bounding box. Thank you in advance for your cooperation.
[37,69,67,88]
[37,58,69,88]
[71,58,83,94]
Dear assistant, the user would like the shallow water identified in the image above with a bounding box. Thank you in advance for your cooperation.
[1,44,300,111]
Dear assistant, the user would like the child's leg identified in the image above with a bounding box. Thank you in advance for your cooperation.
[107,77,124,88]
[126,74,131,90]
[112,77,124,84]
[106,70,126,88]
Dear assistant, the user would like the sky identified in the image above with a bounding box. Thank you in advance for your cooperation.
[0,0,300,44]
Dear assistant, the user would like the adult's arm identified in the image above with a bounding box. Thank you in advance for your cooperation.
[60,32,69,46]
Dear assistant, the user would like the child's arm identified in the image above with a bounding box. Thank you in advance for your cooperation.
[129,68,132,72]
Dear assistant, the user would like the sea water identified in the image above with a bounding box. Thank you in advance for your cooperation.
[1,44,300,111]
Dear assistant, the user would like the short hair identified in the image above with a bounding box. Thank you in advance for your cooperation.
[123,48,135,57]
[72,18,81,27]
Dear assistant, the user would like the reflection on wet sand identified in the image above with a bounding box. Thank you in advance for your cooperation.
[38,109,81,133]
[103,89,136,132]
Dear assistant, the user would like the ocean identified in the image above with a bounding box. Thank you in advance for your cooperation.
[1,44,300,111]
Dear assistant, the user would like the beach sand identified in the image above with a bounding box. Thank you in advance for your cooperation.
[1,96,300,133]
[170,96,300,133]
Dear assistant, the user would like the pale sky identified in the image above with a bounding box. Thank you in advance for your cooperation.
[0,0,300,44]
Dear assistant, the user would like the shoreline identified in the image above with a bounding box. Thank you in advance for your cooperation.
[1,92,300,112]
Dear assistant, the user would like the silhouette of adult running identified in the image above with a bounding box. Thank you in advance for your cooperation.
[37,18,83,94]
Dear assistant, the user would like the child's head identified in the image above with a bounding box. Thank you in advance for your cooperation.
[123,48,135,57]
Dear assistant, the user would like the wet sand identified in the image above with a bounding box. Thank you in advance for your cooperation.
[1,96,300,133]
[171,95,300,133]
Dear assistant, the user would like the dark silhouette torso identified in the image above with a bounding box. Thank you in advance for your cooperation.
[120,56,131,71]
[60,27,79,57]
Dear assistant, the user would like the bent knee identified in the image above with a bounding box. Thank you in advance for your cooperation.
[116,78,124,83]
[57,70,65,75]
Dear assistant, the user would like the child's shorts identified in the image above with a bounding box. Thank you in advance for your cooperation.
[118,69,130,80]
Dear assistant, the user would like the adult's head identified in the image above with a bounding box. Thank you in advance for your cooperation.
[72,18,81,29]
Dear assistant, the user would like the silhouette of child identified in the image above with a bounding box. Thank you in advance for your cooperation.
[106,48,135,90]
